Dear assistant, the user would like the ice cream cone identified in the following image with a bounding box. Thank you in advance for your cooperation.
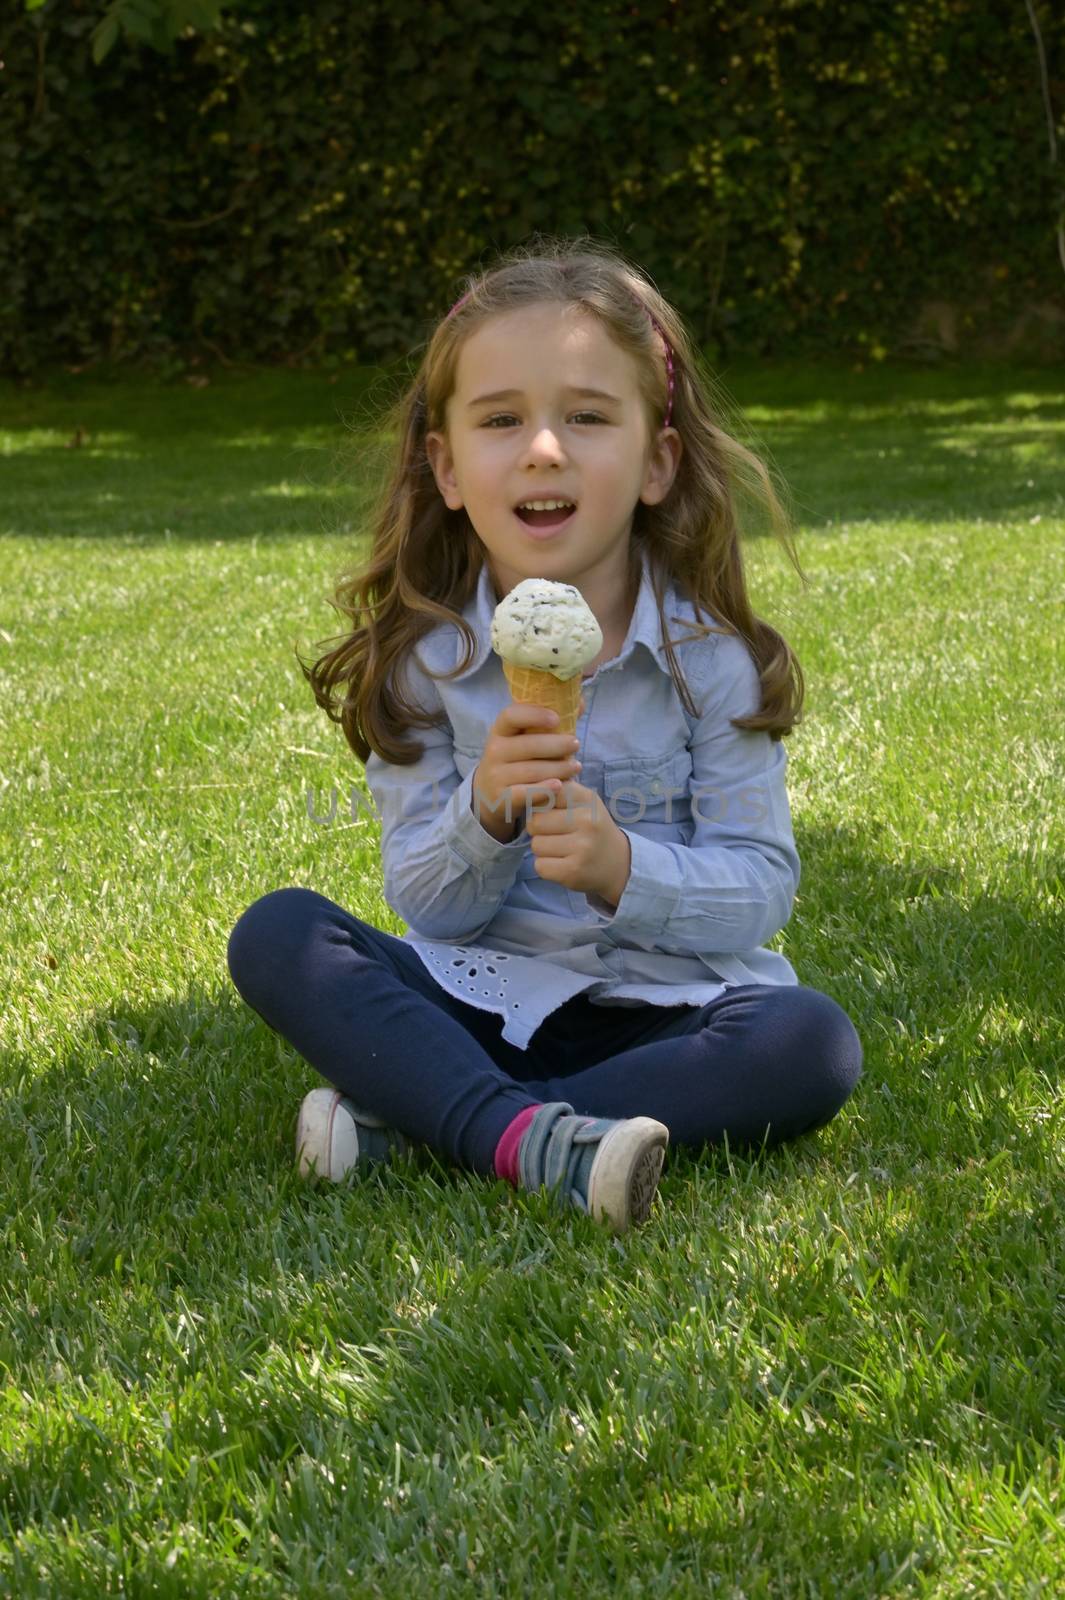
[492,578,600,733]
[503,660,583,734]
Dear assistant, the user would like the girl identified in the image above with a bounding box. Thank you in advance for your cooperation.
[226,235,863,1234]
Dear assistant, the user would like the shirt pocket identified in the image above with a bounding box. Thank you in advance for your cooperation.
[601,750,694,830]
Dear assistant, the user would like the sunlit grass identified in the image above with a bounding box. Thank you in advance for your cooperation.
[1,357,1063,1597]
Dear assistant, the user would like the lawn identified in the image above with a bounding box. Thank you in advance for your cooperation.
[1,357,1062,1597]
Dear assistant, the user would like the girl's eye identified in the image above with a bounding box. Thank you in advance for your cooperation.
[481,413,605,428]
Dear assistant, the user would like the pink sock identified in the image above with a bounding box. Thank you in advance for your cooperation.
[494,1104,542,1187]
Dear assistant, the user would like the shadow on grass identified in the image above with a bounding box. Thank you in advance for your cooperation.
[789,822,1063,1147]
[0,361,1062,544]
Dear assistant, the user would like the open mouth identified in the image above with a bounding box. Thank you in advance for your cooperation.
[514,501,577,532]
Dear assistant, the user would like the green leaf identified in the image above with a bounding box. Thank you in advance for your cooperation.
[120,10,156,44]
[91,14,121,63]
[183,0,226,26]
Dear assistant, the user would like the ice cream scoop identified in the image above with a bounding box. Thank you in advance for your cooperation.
[491,578,603,733]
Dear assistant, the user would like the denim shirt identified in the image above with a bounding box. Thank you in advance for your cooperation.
[363,548,801,1049]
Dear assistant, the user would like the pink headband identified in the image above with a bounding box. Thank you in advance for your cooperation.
[446,287,675,429]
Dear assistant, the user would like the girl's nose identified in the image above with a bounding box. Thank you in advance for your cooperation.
[522,428,567,463]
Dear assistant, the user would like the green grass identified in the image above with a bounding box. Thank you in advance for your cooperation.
[1,357,1063,1597]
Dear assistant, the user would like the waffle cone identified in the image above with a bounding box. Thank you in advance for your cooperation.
[502,660,583,734]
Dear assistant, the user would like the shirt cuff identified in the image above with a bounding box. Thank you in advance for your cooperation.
[444,770,531,872]
[585,829,681,934]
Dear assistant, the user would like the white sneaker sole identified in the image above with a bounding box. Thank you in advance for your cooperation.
[586,1117,669,1232]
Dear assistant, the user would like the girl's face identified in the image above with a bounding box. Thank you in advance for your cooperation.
[425,303,680,609]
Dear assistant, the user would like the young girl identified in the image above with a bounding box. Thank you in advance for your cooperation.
[226,236,863,1233]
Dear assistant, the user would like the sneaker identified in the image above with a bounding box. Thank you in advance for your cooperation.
[517,1101,668,1232]
[295,1087,408,1181]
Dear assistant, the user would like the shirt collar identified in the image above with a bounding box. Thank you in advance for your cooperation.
[457,545,679,680]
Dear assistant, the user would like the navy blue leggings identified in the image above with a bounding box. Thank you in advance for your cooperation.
[226,887,863,1175]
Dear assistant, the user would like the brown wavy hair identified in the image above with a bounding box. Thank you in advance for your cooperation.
[299,233,808,765]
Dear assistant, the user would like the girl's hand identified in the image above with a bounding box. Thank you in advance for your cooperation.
[472,699,586,842]
[526,779,632,906]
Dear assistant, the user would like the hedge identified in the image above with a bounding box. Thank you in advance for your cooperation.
[2,0,1063,375]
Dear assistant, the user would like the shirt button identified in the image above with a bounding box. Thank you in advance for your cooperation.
[650,779,663,795]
